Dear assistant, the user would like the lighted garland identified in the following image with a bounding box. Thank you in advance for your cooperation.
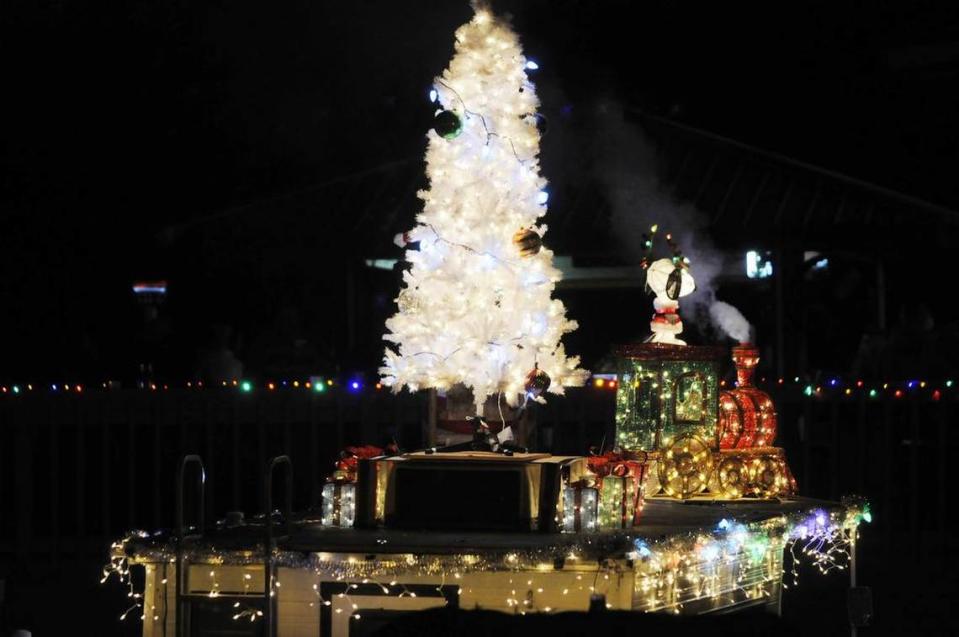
[102,501,869,622]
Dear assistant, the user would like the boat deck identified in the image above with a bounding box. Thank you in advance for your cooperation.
[125,496,840,558]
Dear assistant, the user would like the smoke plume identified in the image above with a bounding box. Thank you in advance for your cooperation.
[588,101,751,339]
[708,300,753,343]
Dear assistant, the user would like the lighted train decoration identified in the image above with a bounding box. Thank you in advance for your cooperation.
[614,341,795,500]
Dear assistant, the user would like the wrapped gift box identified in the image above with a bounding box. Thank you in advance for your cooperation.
[321,481,356,528]
[562,483,598,533]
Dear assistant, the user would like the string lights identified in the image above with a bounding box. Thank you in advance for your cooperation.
[2,372,951,402]
[379,2,587,412]
[103,500,869,622]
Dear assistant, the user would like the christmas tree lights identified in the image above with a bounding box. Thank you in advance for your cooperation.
[379,2,586,411]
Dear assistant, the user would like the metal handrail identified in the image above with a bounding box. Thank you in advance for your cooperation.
[264,455,293,544]
[175,454,205,637]
[264,455,293,637]
[176,455,206,539]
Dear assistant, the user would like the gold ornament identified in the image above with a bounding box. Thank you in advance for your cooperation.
[512,228,542,257]
[397,289,420,313]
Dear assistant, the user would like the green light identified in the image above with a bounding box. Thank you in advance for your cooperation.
[862,510,872,524]
[947,380,954,388]
[12,386,19,394]
[313,381,325,393]
[803,385,813,396]
[868,389,877,398]
[240,380,253,393]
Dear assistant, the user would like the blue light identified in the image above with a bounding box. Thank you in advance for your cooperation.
[350,381,360,391]
[536,191,549,204]
[429,88,438,103]
[633,539,652,558]
[132,281,168,295]
[717,519,731,531]
[907,380,916,389]
[829,378,838,386]
[745,250,773,279]
[51,384,58,391]
[525,60,539,70]
[700,543,721,563]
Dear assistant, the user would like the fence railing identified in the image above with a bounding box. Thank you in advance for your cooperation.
[0,388,953,560]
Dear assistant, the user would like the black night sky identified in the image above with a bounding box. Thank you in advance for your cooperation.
[3,0,959,380]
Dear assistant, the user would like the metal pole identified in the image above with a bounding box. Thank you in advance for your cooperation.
[850,529,857,637]
[774,243,786,379]
[875,259,886,331]
[426,388,437,447]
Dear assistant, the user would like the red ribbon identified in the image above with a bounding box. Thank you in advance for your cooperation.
[332,444,390,482]
[587,451,648,526]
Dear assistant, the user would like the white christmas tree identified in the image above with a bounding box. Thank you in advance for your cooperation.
[380,2,587,412]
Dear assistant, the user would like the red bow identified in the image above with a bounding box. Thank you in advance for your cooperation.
[332,444,390,481]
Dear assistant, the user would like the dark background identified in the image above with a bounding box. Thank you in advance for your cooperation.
[3,0,959,386]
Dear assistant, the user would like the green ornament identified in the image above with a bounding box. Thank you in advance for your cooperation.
[433,110,463,139]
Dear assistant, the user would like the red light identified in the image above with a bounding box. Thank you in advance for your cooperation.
[375,383,383,390]
[933,390,942,401]
[894,389,903,398]
[778,378,784,384]
[609,380,617,389]
[856,380,864,388]
[720,380,726,387]
[267,382,275,391]
[305,382,312,389]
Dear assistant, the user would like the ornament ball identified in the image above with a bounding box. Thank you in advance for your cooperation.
[433,110,463,139]
[525,366,551,397]
[513,228,543,257]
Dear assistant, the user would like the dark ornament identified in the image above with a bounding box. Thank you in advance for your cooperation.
[534,113,548,136]
[512,228,542,257]
[433,110,463,139]
[521,113,548,136]
[524,365,551,398]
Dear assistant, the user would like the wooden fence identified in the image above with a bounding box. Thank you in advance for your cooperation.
[0,388,954,560]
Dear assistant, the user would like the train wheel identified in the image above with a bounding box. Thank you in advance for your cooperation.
[716,456,747,499]
[659,434,713,499]
[747,455,782,499]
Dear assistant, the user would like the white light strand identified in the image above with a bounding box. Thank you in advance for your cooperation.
[380,3,587,410]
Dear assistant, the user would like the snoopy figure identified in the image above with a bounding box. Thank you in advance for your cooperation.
[644,257,696,346]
